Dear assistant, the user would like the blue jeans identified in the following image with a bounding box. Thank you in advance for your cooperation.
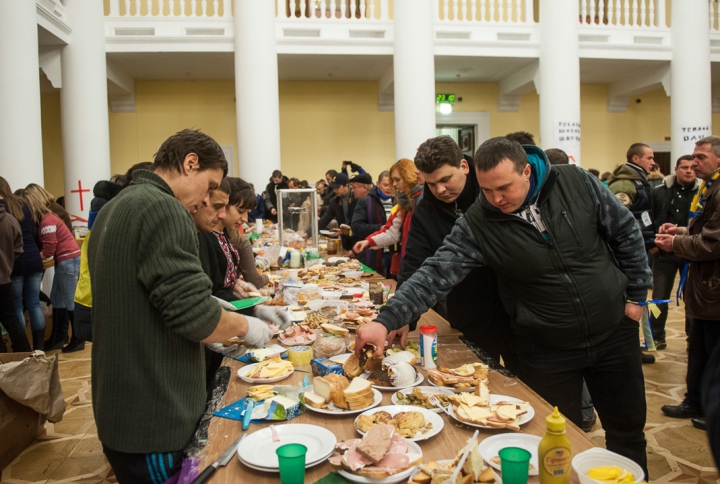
[11,272,45,331]
[51,257,80,310]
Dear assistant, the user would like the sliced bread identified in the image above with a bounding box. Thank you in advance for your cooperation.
[321,323,349,335]
[304,391,326,409]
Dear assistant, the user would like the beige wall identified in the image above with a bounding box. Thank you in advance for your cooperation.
[40,78,713,198]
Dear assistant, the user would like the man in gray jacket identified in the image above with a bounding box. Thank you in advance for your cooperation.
[356,137,652,476]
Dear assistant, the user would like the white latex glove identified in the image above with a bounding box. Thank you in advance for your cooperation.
[205,343,248,359]
[254,305,293,330]
[243,316,275,347]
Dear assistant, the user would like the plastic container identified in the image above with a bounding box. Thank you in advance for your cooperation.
[499,447,532,484]
[419,325,438,369]
[572,448,645,484]
[276,443,307,484]
[342,270,363,279]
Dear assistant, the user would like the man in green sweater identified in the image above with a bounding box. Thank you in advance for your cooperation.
[88,129,276,483]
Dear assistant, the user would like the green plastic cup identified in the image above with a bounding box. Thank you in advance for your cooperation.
[499,447,531,484]
[276,443,307,484]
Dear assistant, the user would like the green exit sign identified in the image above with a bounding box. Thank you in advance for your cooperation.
[436,93,456,104]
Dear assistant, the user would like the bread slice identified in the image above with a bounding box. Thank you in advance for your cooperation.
[304,391,326,409]
[344,375,372,397]
[343,353,364,378]
[313,377,333,401]
[321,323,349,335]
[325,373,350,409]
[355,424,392,465]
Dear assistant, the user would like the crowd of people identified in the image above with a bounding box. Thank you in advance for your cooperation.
[1,126,718,482]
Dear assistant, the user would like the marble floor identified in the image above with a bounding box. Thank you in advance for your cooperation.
[0,302,715,484]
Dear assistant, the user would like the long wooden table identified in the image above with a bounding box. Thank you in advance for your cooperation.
[200,309,596,483]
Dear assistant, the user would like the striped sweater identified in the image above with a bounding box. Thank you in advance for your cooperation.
[88,169,222,453]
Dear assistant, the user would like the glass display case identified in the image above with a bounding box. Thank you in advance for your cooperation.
[275,188,319,248]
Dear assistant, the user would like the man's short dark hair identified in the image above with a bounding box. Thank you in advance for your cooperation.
[601,172,611,181]
[475,137,528,173]
[227,177,257,210]
[676,154,694,168]
[153,129,228,177]
[415,135,463,174]
[626,143,650,164]
[695,135,720,157]
[588,169,600,178]
[271,170,283,179]
[505,131,536,146]
[545,148,569,165]
[326,169,338,178]
[216,178,231,195]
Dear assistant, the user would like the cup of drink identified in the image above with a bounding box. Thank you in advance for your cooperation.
[276,443,307,484]
[255,218,263,234]
[327,238,338,255]
[498,447,531,484]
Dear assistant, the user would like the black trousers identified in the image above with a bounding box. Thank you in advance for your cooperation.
[684,318,720,411]
[103,444,183,484]
[516,315,648,478]
[651,250,686,342]
[0,282,31,352]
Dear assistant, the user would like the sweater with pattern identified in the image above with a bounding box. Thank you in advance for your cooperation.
[88,170,222,453]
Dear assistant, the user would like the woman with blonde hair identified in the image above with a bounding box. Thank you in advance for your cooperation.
[22,185,81,350]
[24,183,72,232]
[352,158,423,277]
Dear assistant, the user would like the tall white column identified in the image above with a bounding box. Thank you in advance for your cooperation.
[538,2,582,164]
[61,0,111,224]
[0,1,44,189]
[234,0,281,190]
[393,0,437,160]
[670,0,712,161]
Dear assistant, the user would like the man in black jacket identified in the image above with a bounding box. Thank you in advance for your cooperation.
[318,173,357,251]
[395,136,518,373]
[356,138,652,475]
[264,170,289,223]
[350,173,387,274]
[650,155,698,349]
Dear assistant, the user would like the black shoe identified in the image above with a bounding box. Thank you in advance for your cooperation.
[32,330,45,352]
[655,340,667,350]
[62,336,85,353]
[661,402,701,419]
[692,417,706,431]
[582,413,597,432]
[642,352,655,364]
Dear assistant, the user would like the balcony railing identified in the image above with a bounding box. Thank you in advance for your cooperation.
[578,0,667,28]
[106,0,232,17]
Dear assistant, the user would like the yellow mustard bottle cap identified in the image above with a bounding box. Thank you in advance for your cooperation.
[546,406,566,432]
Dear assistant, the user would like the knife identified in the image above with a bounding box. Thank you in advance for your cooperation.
[243,399,255,430]
[191,433,245,484]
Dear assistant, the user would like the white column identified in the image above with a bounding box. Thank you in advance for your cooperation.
[538,1,582,164]
[234,0,282,190]
[61,0,112,224]
[393,0,437,161]
[0,1,44,189]
[670,0,712,161]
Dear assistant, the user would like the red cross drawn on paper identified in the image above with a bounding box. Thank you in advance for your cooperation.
[70,180,90,211]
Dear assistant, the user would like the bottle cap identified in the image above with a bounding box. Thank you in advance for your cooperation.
[419,325,437,334]
[546,406,566,432]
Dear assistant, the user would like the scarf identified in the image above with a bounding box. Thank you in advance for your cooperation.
[377,189,393,201]
[397,185,423,211]
[689,167,720,219]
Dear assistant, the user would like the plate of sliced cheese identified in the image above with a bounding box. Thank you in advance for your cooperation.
[447,391,534,431]
[237,357,294,383]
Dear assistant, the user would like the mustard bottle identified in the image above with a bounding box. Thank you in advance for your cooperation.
[538,407,572,484]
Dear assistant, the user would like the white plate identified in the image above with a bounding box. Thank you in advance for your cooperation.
[446,394,535,429]
[478,433,541,476]
[236,424,337,470]
[306,388,383,415]
[360,371,424,391]
[320,230,336,236]
[390,386,456,413]
[290,310,307,322]
[327,256,350,263]
[427,378,477,393]
[409,460,502,484]
[338,439,423,484]
[329,353,352,364]
[237,362,294,383]
[354,405,443,442]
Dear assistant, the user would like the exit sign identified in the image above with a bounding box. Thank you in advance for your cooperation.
[436,93,456,104]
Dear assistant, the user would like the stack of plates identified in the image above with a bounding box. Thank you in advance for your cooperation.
[236,424,337,472]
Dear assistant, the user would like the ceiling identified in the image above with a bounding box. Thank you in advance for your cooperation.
[579,58,670,84]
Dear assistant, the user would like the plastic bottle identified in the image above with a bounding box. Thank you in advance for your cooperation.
[419,325,438,369]
[538,406,572,484]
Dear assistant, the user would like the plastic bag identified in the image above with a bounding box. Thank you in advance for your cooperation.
[313,335,347,358]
